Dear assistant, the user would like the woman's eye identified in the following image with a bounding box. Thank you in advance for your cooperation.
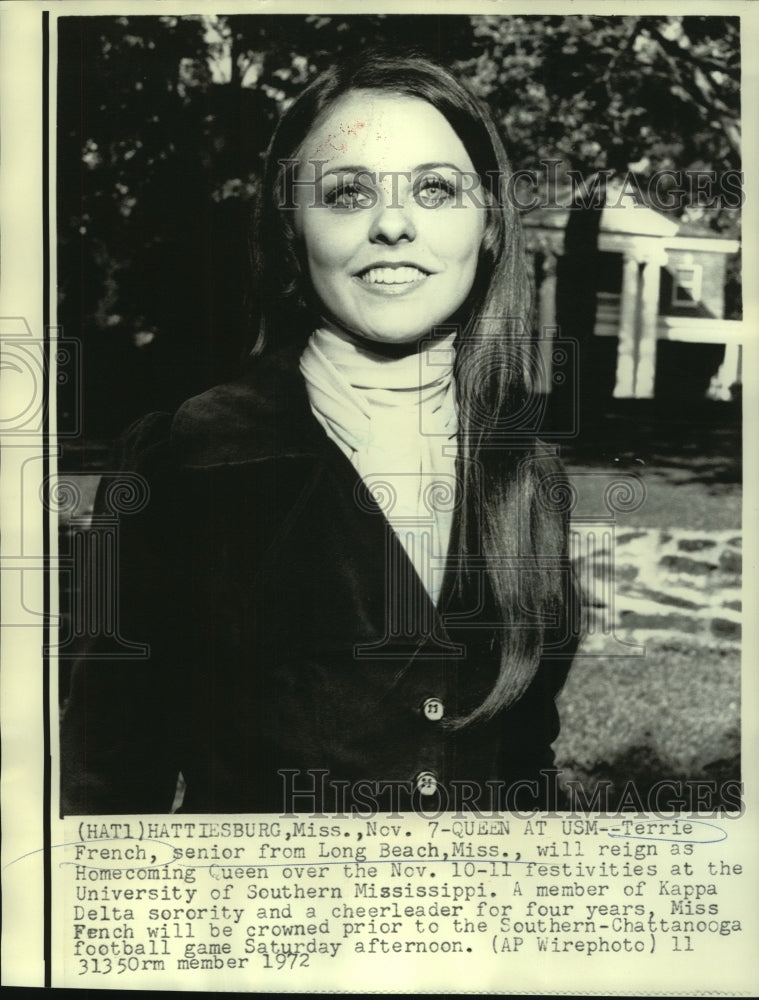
[415,175,456,207]
[325,182,375,209]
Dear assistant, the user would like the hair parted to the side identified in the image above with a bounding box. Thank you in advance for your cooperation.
[250,50,580,726]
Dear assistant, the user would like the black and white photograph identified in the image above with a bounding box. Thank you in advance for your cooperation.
[0,3,756,994]
[55,12,742,817]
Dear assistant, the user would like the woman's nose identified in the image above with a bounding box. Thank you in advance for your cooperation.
[368,186,417,244]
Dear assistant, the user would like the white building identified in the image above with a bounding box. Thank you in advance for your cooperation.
[522,186,741,401]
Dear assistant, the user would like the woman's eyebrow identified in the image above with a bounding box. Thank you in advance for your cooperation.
[414,161,470,174]
[321,164,372,178]
[321,161,470,178]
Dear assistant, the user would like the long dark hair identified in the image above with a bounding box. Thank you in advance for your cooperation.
[251,51,578,724]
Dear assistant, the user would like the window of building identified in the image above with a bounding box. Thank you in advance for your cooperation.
[671,264,703,306]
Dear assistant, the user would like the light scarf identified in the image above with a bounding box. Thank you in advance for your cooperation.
[299,327,459,605]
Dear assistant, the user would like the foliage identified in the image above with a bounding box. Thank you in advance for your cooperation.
[464,15,739,176]
[56,14,741,434]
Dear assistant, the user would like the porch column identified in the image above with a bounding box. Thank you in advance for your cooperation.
[635,247,667,399]
[612,252,641,398]
[537,245,558,394]
[707,343,742,401]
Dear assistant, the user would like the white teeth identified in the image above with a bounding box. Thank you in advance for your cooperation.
[360,266,427,284]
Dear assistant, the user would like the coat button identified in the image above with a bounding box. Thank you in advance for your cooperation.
[415,771,438,796]
[422,697,444,721]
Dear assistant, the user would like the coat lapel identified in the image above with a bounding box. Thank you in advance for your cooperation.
[171,347,472,661]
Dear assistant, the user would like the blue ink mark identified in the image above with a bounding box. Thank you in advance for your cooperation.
[606,820,727,845]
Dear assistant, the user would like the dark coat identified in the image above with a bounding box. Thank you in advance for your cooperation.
[60,349,575,815]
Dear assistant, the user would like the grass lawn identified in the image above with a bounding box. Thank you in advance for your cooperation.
[553,638,740,811]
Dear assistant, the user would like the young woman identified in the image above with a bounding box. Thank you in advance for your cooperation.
[61,52,579,816]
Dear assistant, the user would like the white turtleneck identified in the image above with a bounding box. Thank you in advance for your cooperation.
[299,327,458,606]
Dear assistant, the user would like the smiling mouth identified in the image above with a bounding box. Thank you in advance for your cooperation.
[357,265,430,285]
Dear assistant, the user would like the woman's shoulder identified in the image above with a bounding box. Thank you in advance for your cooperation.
[122,349,317,471]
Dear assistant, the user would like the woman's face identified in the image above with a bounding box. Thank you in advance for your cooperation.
[293,90,487,346]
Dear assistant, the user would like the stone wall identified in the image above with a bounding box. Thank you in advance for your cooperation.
[571,525,742,651]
